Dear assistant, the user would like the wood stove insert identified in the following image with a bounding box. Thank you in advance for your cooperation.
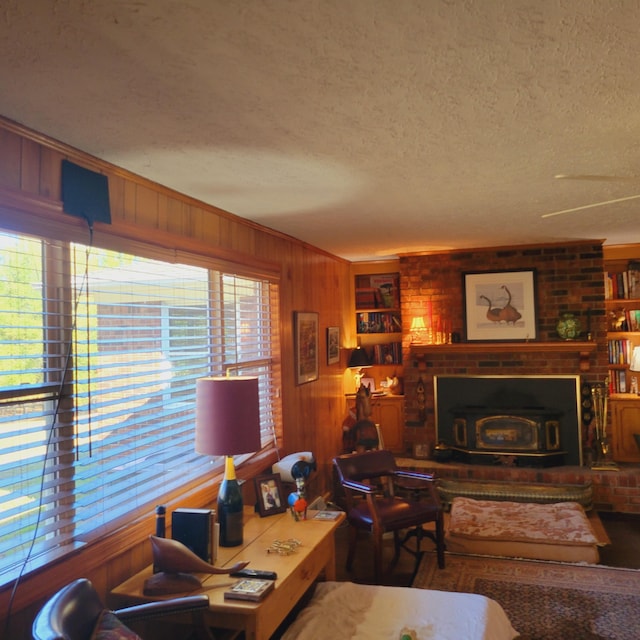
[435,375,583,466]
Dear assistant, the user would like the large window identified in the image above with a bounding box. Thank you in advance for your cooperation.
[0,229,281,582]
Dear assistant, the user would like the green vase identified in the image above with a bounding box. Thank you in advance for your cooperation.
[556,313,581,340]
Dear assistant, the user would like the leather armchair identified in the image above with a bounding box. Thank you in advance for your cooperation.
[32,578,212,640]
[333,449,445,583]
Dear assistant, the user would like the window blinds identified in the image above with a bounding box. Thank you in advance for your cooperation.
[0,229,281,581]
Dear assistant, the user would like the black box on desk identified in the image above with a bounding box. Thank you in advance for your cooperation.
[171,508,216,563]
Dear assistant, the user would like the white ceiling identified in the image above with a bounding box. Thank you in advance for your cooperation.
[2,1,640,262]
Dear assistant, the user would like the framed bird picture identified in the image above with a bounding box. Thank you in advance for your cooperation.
[463,269,537,341]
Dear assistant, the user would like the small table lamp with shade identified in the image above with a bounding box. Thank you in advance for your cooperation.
[347,346,372,392]
[195,376,261,547]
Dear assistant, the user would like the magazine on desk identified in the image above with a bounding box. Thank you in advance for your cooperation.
[313,510,342,521]
[224,578,275,602]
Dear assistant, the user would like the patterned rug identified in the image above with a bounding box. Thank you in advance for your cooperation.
[412,552,640,640]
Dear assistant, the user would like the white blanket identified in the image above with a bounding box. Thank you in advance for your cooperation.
[281,581,518,640]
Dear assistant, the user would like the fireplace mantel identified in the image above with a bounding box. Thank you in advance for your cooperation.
[410,341,597,371]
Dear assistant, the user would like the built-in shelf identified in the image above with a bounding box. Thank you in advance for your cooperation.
[410,341,597,371]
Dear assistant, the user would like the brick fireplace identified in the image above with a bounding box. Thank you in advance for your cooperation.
[399,241,609,452]
[395,242,640,514]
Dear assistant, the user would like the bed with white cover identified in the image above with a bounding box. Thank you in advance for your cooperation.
[281,581,518,640]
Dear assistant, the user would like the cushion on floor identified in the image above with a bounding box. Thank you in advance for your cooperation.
[445,496,601,563]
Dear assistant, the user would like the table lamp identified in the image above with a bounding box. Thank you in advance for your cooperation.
[347,347,371,391]
[410,316,428,344]
[195,376,261,547]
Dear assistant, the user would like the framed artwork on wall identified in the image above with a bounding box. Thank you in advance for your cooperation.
[463,269,537,341]
[294,311,319,384]
[326,326,340,365]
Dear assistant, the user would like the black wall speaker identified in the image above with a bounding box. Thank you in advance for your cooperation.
[61,159,112,225]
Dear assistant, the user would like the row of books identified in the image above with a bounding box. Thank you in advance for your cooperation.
[605,261,640,300]
[356,312,402,334]
[608,339,636,365]
[365,342,403,365]
[354,273,400,310]
[609,368,635,394]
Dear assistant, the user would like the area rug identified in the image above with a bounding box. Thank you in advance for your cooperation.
[413,552,640,640]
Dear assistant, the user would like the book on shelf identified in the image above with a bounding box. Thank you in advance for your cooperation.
[629,262,640,298]
[605,261,640,300]
[371,342,402,364]
[609,369,629,394]
[607,338,633,364]
[356,312,401,334]
[224,578,275,602]
[355,273,400,309]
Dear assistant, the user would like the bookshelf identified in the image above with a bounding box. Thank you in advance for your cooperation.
[354,271,403,366]
[348,264,405,452]
[603,245,640,463]
[604,252,640,396]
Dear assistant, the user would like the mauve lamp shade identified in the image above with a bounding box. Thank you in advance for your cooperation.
[195,376,261,456]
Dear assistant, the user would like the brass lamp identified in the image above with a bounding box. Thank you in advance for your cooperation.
[347,347,371,391]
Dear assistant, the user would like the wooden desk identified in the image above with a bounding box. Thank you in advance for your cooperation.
[110,507,345,640]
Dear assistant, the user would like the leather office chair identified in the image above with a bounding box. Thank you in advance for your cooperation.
[333,449,445,583]
[32,578,212,640]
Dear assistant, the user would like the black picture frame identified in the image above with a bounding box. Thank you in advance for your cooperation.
[326,326,340,365]
[254,473,287,517]
[463,269,537,341]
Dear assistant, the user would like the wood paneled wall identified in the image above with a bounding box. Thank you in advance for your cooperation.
[0,116,351,638]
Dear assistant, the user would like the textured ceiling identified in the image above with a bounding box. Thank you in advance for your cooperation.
[1,0,640,261]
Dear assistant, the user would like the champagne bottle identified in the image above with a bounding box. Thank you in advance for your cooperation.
[155,505,166,537]
[217,456,243,547]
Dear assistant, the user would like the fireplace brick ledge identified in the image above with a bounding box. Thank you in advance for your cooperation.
[410,341,596,371]
[436,477,593,511]
[395,457,640,514]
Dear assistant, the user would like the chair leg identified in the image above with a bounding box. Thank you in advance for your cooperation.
[373,532,384,583]
[346,525,358,570]
[436,515,445,569]
[393,530,402,560]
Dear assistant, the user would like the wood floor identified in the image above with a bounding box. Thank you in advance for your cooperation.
[333,511,640,587]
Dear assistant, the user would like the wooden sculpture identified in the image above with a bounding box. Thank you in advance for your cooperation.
[143,535,250,595]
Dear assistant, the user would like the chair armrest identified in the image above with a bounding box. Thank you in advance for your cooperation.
[393,470,436,483]
[392,471,442,503]
[340,478,376,494]
[115,594,209,623]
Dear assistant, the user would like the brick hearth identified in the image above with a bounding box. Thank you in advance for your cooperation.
[396,457,640,514]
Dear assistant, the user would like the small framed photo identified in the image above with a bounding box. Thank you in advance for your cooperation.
[413,443,431,459]
[254,473,287,517]
[294,311,319,384]
[360,376,376,392]
[463,269,537,341]
[327,326,340,365]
